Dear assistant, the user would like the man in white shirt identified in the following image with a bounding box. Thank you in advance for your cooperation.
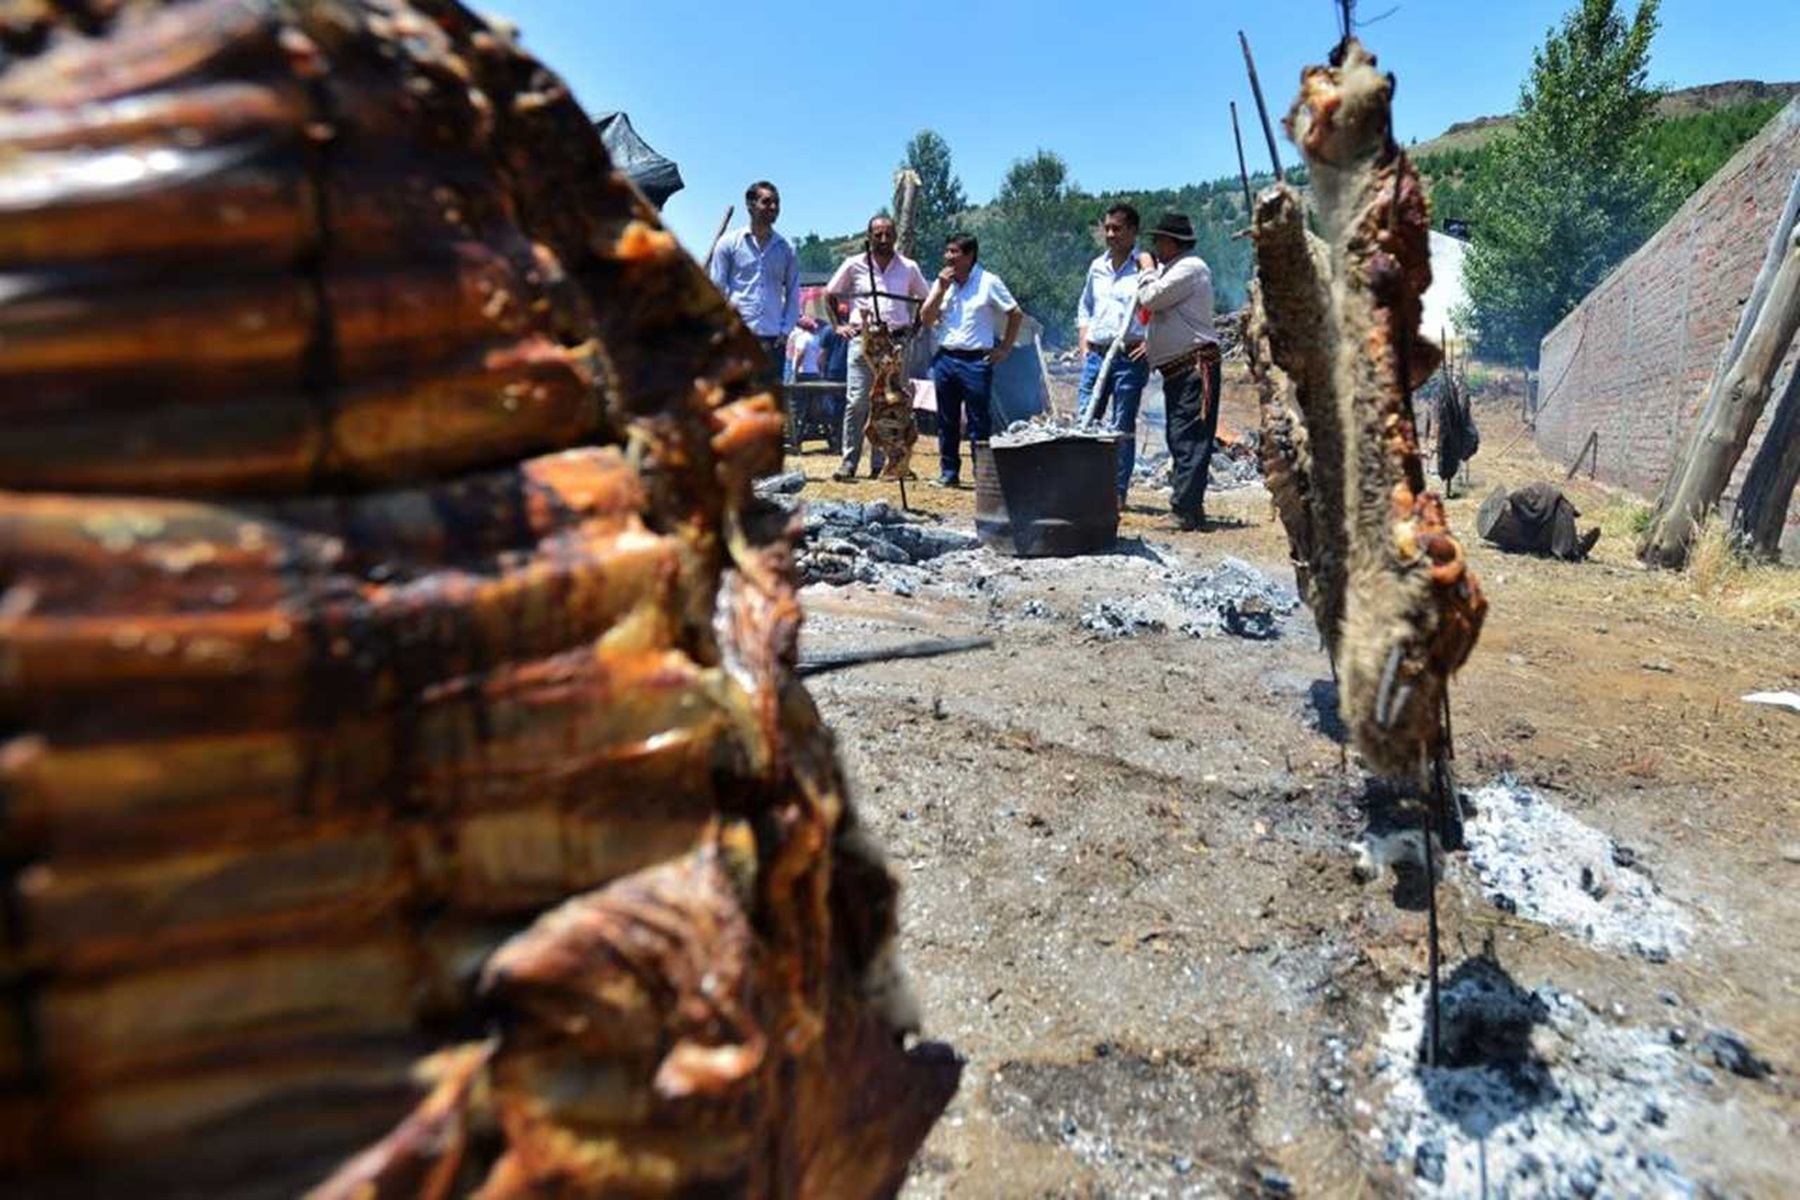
[825,215,930,481]
[1076,202,1150,506]
[785,316,827,451]
[918,233,1024,487]
[1134,212,1220,530]
[707,181,801,367]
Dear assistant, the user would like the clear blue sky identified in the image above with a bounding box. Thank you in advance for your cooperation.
[494,0,1798,255]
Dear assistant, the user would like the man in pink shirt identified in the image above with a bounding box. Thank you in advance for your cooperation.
[825,216,930,481]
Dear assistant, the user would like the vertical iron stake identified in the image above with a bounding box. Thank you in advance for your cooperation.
[1424,761,1443,1068]
[1238,32,1285,179]
[1231,100,1255,218]
[1440,689,1464,834]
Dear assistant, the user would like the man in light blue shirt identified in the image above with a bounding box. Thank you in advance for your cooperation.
[918,232,1023,487]
[707,180,801,367]
[1075,202,1151,506]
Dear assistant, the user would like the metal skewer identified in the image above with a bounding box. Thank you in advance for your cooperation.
[1238,32,1285,179]
[1231,100,1256,219]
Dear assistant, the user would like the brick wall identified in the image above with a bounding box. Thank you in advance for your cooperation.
[1535,99,1800,555]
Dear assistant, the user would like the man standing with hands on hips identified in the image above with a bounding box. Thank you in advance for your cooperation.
[918,233,1023,488]
[1134,212,1220,530]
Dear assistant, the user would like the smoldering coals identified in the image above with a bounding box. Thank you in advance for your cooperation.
[991,417,1121,447]
[1459,780,1691,962]
[1079,556,1300,641]
[1371,961,1696,1197]
[1131,432,1265,494]
[773,495,981,587]
[766,484,1298,643]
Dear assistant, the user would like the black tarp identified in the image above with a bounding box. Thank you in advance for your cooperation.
[1476,483,1599,561]
[593,112,683,209]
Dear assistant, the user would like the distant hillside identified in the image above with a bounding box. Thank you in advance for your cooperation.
[1411,80,1800,156]
[1416,88,1795,234]
[790,81,1795,343]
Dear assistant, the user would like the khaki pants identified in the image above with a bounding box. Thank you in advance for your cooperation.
[838,339,881,475]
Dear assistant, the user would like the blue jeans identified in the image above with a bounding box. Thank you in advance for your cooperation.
[1076,347,1151,497]
[930,352,995,480]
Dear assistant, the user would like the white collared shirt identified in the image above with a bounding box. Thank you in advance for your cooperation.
[935,264,1019,350]
[1077,252,1147,345]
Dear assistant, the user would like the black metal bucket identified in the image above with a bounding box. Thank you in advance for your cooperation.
[973,438,1120,557]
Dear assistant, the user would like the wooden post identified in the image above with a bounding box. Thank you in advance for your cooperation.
[1714,173,1800,395]
[1729,363,1800,559]
[1639,222,1800,567]
[1645,172,1799,553]
[1565,430,1599,482]
[892,168,921,260]
[703,204,734,270]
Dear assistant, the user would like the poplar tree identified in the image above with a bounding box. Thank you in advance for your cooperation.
[1460,0,1664,365]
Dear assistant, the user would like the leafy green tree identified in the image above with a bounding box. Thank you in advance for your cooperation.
[1640,97,1785,204]
[1460,0,1665,365]
[1418,97,1783,239]
[981,150,1093,345]
[900,130,967,265]
[794,232,837,274]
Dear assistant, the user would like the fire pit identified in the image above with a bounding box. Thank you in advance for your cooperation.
[974,437,1119,557]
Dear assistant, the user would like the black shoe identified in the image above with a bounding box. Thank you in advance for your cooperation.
[934,473,960,488]
[831,468,858,483]
[1172,510,1205,531]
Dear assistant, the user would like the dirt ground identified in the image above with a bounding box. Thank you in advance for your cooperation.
[786,380,1800,1197]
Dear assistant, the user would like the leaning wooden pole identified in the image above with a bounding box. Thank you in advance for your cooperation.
[703,202,735,269]
[1640,220,1800,567]
[1644,171,1800,561]
[1729,360,1800,558]
[1714,172,1800,397]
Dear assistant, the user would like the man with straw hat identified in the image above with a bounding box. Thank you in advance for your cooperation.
[1135,212,1221,530]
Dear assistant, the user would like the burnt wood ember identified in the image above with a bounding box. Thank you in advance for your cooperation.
[0,0,956,1194]
[1248,38,1486,782]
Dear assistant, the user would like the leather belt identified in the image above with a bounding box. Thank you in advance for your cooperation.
[1155,341,1221,378]
[936,347,989,361]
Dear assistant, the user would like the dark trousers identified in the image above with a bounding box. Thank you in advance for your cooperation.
[1164,355,1221,519]
[930,351,994,480]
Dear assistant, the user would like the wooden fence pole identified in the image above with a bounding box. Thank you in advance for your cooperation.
[1640,220,1800,566]
[1729,363,1800,559]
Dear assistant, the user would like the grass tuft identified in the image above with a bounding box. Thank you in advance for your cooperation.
[1669,515,1800,627]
